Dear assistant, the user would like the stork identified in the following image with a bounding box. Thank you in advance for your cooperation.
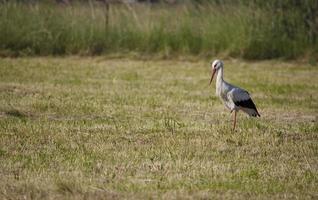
[209,60,260,131]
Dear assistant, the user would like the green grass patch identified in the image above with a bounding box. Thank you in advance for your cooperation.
[0,1,317,60]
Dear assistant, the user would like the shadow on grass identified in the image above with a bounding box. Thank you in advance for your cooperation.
[4,109,31,119]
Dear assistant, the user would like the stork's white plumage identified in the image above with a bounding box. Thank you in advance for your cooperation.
[209,60,260,131]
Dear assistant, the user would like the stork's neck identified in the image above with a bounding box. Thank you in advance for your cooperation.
[215,67,224,95]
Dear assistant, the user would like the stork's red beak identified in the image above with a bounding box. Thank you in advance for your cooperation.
[209,69,216,85]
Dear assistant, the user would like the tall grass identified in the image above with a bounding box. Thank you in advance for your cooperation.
[0,1,317,59]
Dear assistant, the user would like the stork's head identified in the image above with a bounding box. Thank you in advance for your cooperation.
[209,59,223,84]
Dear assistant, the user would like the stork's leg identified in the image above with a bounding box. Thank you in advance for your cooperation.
[232,110,237,131]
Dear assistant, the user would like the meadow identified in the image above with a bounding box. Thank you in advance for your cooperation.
[0,1,317,60]
[0,57,317,199]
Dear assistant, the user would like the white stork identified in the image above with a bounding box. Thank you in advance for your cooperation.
[209,60,260,131]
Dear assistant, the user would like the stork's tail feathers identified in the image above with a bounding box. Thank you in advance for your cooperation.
[251,110,261,117]
[252,105,261,117]
[256,110,260,117]
[234,98,260,117]
[243,108,260,117]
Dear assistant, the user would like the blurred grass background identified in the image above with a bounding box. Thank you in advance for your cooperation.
[0,0,317,60]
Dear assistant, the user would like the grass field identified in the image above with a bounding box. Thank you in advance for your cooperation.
[0,57,317,199]
[1,2,317,60]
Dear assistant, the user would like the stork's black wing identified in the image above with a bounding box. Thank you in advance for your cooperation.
[229,88,260,117]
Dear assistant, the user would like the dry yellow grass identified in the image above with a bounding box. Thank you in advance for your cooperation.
[0,57,317,199]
